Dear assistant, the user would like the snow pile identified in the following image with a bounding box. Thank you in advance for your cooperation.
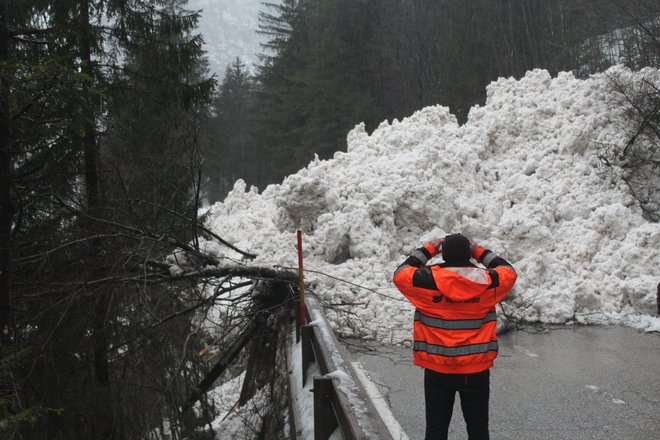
[205,66,660,339]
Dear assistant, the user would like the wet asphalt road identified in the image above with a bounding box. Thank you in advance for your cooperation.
[345,325,660,440]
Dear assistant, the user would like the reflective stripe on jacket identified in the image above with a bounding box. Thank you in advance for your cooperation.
[393,243,517,374]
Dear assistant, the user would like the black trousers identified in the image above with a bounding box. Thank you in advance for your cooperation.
[424,368,490,440]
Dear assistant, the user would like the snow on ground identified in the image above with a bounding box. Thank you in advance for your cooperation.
[208,372,275,439]
[204,66,660,341]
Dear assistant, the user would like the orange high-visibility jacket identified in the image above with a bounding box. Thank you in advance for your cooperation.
[393,242,517,374]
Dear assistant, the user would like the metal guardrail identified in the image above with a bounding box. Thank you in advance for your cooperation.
[289,296,395,440]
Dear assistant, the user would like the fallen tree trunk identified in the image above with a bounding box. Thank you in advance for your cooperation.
[29,265,298,289]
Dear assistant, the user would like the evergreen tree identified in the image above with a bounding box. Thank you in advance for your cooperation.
[253,0,310,182]
[104,0,214,227]
[204,57,256,201]
[1,1,216,438]
[299,0,381,157]
[253,0,384,185]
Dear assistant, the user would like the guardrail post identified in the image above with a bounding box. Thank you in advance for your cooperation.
[296,230,306,342]
[301,325,315,387]
[292,297,395,440]
[313,377,338,440]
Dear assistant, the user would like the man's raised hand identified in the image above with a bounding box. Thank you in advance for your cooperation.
[428,237,445,253]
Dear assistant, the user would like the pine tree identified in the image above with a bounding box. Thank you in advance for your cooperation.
[253,0,310,183]
[1,1,216,438]
[0,0,12,336]
[298,0,381,157]
[104,0,214,226]
[205,57,256,201]
[253,0,384,184]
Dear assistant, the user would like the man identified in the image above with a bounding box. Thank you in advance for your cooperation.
[392,233,517,440]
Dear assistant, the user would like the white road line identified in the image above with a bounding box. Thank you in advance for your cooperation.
[351,361,410,440]
[513,345,539,358]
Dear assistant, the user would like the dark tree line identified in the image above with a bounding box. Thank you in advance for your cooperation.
[0,1,269,439]
[203,0,660,202]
